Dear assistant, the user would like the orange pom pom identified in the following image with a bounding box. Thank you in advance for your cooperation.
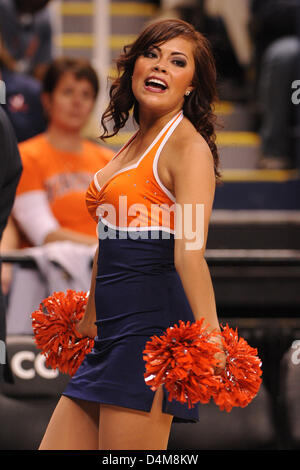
[31,290,94,376]
[143,319,221,409]
[212,324,263,412]
[143,319,263,412]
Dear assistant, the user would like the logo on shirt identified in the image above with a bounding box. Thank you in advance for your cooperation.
[45,172,93,202]
[8,93,29,113]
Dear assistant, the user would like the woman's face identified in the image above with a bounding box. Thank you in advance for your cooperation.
[132,36,195,115]
[43,72,96,132]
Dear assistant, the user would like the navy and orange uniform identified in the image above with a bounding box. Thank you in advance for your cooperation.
[63,111,199,423]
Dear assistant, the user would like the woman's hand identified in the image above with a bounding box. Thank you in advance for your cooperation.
[208,331,226,375]
[214,348,226,375]
[75,300,97,339]
[75,316,97,339]
[74,246,98,340]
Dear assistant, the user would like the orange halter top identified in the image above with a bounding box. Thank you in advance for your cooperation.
[86,110,183,235]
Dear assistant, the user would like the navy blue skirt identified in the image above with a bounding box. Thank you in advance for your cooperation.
[63,222,199,423]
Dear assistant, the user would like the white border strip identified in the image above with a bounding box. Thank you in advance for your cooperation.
[92,0,110,127]
[152,113,184,203]
[94,111,183,192]
[98,217,175,234]
[211,210,300,224]
[205,248,300,258]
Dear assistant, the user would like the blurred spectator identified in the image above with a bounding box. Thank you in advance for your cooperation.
[156,0,253,100]
[249,0,300,169]
[202,0,252,80]
[0,0,53,80]
[13,57,113,247]
[157,1,300,166]
[0,106,22,382]
[257,36,300,169]
[0,57,113,295]
[0,37,47,142]
[250,0,300,78]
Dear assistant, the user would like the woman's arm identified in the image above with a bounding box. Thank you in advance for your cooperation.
[76,245,98,338]
[0,215,21,252]
[13,190,97,246]
[44,228,97,246]
[171,139,225,369]
[0,216,21,295]
[172,140,218,326]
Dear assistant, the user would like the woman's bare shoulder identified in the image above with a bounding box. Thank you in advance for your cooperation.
[166,116,213,173]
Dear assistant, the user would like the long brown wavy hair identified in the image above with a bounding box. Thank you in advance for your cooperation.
[101,18,222,185]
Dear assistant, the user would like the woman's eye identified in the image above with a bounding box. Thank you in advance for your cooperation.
[62,88,73,95]
[82,90,93,99]
[143,50,157,58]
[172,59,186,67]
[82,94,91,101]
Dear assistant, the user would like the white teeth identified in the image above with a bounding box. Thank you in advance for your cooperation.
[146,78,167,88]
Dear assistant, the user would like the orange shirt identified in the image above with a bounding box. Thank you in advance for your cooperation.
[14,133,114,246]
[86,111,183,235]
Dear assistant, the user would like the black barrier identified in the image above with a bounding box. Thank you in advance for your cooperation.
[3,248,300,316]
[0,250,299,450]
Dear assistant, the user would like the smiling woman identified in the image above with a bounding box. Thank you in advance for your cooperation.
[131,36,195,118]
[139,42,191,94]
[38,19,224,451]
[101,19,221,186]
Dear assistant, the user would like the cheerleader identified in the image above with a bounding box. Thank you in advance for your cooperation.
[39,18,226,451]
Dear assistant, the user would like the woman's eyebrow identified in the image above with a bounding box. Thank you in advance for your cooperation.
[171,51,188,58]
[151,45,188,58]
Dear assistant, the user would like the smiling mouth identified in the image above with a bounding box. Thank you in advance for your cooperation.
[144,78,168,92]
